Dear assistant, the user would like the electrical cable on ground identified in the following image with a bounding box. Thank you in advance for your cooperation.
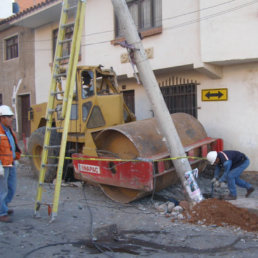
[81,180,115,258]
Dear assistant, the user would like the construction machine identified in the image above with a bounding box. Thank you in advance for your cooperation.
[28,65,222,203]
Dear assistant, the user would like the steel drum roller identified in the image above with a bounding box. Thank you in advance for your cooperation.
[94,113,208,203]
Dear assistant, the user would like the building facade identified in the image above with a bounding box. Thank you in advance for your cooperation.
[0,21,35,137]
[1,0,258,170]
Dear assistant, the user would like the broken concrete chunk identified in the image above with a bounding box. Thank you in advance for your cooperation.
[173,206,183,212]
[157,203,167,212]
[171,211,178,217]
[167,202,175,213]
[177,214,184,220]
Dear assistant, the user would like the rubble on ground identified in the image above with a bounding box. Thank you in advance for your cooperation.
[182,198,258,232]
[154,198,258,232]
[153,167,258,232]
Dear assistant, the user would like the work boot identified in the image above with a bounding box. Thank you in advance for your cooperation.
[223,194,237,200]
[7,209,14,215]
[246,187,254,198]
[0,215,12,223]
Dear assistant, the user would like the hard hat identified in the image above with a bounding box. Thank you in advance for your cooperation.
[206,151,217,165]
[0,105,14,116]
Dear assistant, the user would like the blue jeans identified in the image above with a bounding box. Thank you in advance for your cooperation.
[0,166,16,216]
[227,159,251,197]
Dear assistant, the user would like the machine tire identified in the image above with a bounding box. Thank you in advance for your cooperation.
[28,126,61,182]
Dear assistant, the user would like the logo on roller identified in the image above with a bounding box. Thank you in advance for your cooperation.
[79,164,100,174]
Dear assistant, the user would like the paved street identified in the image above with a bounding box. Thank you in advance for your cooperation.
[0,159,257,258]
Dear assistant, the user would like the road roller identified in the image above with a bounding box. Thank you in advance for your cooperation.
[72,112,222,203]
[28,65,222,203]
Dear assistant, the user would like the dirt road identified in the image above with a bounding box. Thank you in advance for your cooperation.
[0,159,258,258]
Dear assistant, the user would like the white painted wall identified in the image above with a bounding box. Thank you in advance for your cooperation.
[33,0,258,170]
[156,63,258,171]
[81,0,202,76]
[34,0,258,96]
[34,22,58,103]
[200,0,258,63]
[199,63,258,171]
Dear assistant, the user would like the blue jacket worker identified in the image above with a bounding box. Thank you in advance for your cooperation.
[206,150,254,200]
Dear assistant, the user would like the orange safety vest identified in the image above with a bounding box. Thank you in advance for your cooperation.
[0,124,21,166]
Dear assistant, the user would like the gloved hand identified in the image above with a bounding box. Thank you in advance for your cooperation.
[0,164,4,177]
[220,182,227,188]
[211,178,217,184]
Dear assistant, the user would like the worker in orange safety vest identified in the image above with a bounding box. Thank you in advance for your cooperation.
[0,105,21,223]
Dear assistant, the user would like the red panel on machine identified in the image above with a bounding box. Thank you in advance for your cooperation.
[72,154,154,191]
[72,138,223,193]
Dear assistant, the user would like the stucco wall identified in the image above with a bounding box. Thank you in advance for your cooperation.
[81,0,202,76]
[0,26,35,106]
[119,62,258,170]
[34,22,58,104]
[200,0,258,63]
[154,63,258,171]
[33,0,258,170]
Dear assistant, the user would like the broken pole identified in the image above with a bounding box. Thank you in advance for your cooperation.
[111,0,195,204]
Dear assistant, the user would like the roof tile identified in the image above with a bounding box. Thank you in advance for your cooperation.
[0,0,59,26]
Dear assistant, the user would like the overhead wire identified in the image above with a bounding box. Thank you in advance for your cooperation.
[162,0,239,21]
[0,0,257,51]
[165,0,258,31]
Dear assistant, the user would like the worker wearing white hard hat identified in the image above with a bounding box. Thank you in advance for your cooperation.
[0,105,21,223]
[206,150,254,200]
[206,151,218,165]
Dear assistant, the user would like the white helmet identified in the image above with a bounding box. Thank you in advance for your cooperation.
[0,105,14,116]
[206,151,217,165]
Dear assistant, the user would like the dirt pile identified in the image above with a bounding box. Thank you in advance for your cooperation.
[183,198,258,232]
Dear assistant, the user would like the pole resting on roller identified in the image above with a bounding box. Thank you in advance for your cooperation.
[111,0,197,204]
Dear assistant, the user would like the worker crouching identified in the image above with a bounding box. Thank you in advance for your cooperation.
[0,105,21,223]
[207,150,254,200]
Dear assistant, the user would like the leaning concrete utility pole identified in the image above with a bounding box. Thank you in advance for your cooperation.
[111,0,195,203]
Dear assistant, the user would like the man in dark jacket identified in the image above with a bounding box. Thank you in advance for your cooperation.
[207,150,254,200]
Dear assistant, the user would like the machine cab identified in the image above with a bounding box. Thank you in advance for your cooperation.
[77,66,135,135]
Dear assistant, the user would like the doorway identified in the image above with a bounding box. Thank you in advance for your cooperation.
[19,94,31,137]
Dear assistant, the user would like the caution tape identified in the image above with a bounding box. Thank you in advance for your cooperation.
[21,154,207,163]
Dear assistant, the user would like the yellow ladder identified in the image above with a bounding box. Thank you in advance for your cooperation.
[34,0,86,221]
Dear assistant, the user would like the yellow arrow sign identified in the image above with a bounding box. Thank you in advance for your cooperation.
[202,88,228,101]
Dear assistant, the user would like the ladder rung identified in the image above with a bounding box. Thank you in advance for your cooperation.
[44,145,61,149]
[64,5,78,12]
[51,91,64,96]
[56,56,70,61]
[34,0,86,220]
[48,109,56,114]
[42,164,58,168]
[54,72,67,78]
[47,127,63,131]
[39,183,53,187]
[59,38,72,44]
[61,22,75,28]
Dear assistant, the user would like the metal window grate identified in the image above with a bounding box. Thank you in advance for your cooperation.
[159,77,198,118]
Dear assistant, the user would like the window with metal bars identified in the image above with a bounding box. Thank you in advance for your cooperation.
[115,0,162,38]
[5,35,18,60]
[160,80,198,118]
